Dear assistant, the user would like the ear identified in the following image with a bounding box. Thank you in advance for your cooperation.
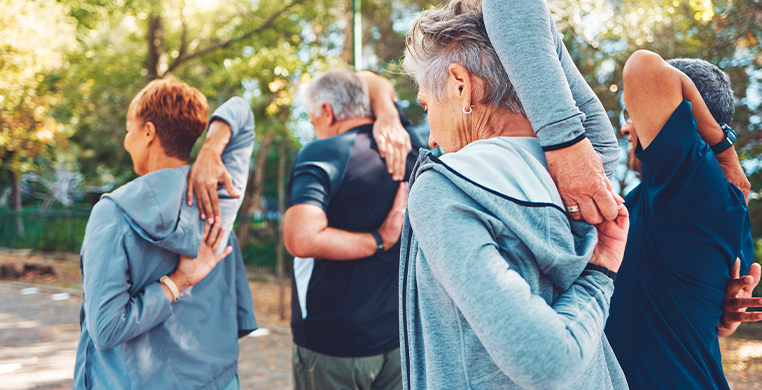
[142,121,157,145]
[446,63,472,107]
[321,102,336,125]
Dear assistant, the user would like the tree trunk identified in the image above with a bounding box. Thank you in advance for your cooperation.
[146,14,164,81]
[12,172,23,236]
[236,133,275,244]
[276,139,288,320]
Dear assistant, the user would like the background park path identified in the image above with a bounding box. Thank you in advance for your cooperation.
[0,251,760,389]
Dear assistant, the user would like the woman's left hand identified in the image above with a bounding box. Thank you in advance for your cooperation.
[170,219,233,292]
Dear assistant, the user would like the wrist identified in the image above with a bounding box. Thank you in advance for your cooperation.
[169,272,191,293]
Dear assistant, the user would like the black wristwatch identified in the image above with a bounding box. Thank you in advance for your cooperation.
[371,230,385,254]
[585,263,617,281]
[711,123,737,156]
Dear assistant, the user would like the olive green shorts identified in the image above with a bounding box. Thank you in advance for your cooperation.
[292,345,402,390]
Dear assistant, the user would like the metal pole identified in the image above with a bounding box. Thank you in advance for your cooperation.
[352,0,362,71]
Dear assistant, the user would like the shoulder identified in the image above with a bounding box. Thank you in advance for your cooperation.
[85,198,127,240]
[408,168,470,223]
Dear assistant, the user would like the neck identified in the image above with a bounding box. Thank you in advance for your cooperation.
[467,106,535,144]
[327,117,374,138]
[145,152,188,175]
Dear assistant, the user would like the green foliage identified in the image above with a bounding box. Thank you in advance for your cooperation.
[0,210,89,252]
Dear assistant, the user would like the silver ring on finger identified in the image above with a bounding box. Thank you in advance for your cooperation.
[566,204,580,213]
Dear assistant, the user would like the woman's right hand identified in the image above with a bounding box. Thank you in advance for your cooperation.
[170,219,233,292]
[589,204,630,273]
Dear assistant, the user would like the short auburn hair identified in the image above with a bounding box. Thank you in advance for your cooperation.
[129,77,209,159]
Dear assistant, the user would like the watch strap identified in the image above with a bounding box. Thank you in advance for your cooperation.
[160,275,180,302]
[584,263,617,281]
[711,123,737,155]
[371,230,385,254]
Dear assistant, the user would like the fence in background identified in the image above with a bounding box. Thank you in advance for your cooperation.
[0,209,92,253]
[0,209,281,273]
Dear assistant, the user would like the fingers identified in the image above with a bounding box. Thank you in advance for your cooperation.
[197,187,213,223]
[209,189,220,223]
[207,219,222,247]
[725,297,762,312]
[724,310,762,323]
[731,258,741,279]
[214,246,234,263]
[749,262,761,287]
[194,187,207,220]
[376,132,389,159]
[210,225,226,253]
[394,143,406,181]
[577,197,604,225]
[383,137,397,176]
[593,183,619,221]
[202,217,211,239]
[186,178,195,206]
[223,173,240,198]
[726,276,753,297]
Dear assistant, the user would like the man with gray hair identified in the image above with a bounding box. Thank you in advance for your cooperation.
[283,67,422,390]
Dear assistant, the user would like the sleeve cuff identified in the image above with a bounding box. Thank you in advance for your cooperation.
[541,133,587,152]
[144,282,174,318]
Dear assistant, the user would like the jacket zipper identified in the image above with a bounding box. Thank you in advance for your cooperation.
[402,225,413,388]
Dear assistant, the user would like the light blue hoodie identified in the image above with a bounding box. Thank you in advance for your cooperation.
[73,97,257,390]
[399,138,628,390]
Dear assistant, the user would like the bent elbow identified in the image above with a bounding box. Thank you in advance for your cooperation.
[623,50,663,85]
[284,232,310,258]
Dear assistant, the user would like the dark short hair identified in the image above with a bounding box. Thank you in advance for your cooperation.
[129,77,209,159]
[667,58,734,125]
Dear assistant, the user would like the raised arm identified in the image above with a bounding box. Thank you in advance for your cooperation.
[187,97,255,236]
[408,173,629,389]
[359,71,412,181]
[483,0,620,225]
[622,50,750,200]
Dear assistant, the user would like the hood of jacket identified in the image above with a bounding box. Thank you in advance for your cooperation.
[102,165,203,257]
[409,137,596,291]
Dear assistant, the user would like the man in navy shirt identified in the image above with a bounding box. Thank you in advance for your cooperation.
[283,67,422,390]
[605,50,757,389]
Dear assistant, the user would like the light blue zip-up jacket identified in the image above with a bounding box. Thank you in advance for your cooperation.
[73,97,257,390]
[399,138,628,390]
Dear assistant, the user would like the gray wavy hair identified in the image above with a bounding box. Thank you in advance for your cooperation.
[300,67,373,121]
[403,0,525,116]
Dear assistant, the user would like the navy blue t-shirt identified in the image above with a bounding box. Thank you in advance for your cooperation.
[286,106,422,357]
[605,100,753,390]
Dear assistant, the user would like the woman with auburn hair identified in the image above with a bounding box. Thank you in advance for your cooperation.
[73,77,257,390]
[398,1,629,389]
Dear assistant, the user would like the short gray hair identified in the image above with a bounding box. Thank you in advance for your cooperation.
[667,58,734,124]
[403,0,525,116]
[300,67,372,121]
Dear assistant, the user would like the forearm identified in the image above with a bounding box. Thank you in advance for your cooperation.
[87,283,173,350]
[484,0,586,150]
[359,71,398,119]
[200,120,233,157]
[295,227,378,260]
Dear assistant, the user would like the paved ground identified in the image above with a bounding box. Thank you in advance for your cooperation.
[0,281,294,390]
[0,252,761,390]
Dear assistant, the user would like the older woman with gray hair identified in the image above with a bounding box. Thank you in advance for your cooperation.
[398,0,630,389]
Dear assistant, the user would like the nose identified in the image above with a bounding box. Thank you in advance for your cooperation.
[428,133,438,149]
[620,122,631,137]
